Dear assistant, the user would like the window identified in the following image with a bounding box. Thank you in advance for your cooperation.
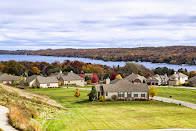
[141,94,145,98]
[47,83,50,86]
[106,92,108,96]
[81,80,83,82]
[134,94,138,98]
[68,81,70,83]
[118,92,124,98]
[127,92,131,97]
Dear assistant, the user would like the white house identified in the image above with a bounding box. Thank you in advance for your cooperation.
[169,72,188,85]
[59,71,84,86]
[0,73,20,84]
[95,79,149,100]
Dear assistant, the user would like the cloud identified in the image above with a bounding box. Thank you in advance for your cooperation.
[0,0,196,50]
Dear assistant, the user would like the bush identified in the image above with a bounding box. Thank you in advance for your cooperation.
[111,95,118,101]
[99,95,105,102]
[105,98,112,101]
[135,98,148,101]
[117,98,125,101]
[33,85,37,89]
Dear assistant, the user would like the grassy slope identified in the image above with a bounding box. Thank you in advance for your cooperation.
[0,85,65,131]
[156,87,196,104]
[28,88,196,131]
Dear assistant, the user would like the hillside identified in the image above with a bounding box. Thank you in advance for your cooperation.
[0,46,196,65]
[0,84,65,131]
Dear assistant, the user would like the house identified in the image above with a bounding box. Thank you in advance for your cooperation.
[125,73,147,84]
[36,76,59,88]
[169,72,188,85]
[188,76,196,87]
[0,73,20,84]
[148,74,169,85]
[59,71,84,86]
[21,75,59,88]
[95,79,149,100]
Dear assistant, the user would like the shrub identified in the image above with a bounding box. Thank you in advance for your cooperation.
[111,95,118,101]
[99,95,105,102]
[34,85,37,89]
[105,98,112,101]
[117,98,125,101]
[135,98,148,101]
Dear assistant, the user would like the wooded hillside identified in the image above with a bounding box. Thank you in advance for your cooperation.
[0,46,195,65]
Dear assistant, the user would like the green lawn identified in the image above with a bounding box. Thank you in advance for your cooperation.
[28,88,196,131]
[63,85,92,89]
[156,87,196,104]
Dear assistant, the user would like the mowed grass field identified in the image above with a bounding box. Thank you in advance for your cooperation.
[28,88,196,131]
[156,87,196,104]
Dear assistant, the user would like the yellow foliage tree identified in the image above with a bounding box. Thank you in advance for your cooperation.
[74,89,81,100]
[115,74,122,79]
[32,67,40,74]
[149,86,158,99]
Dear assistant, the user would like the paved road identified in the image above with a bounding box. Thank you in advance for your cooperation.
[0,105,17,131]
[154,96,196,109]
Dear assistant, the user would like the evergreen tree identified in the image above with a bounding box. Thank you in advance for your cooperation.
[89,86,97,101]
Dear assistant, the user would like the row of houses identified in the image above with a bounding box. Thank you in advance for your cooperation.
[147,72,189,86]
[0,71,84,88]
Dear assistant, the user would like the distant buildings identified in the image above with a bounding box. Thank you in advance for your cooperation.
[125,73,147,84]
[0,73,20,84]
[168,72,188,85]
[188,76,196,87]
[148,74,169,86]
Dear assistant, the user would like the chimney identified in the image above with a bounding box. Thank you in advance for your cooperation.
[174,72,176,74]
[70,70,73,73]
[106,77,110,84]
[60,71,62,74]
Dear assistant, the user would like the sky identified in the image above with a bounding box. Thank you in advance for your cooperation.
[0,0,196,50]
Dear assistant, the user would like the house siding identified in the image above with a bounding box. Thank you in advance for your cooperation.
[63,80,84,86]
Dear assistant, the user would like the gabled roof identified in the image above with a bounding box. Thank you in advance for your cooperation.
[50,72,64,79]
[125,73,146,82]
[188,76,196,82]
[36,76,59,84]
[151,74,169,81]
[27,75,39,83]
[0,73,20,81]
[171,72,188,79]
[96,79,149,92]
[110,78,121,84]
[60,71,84,81]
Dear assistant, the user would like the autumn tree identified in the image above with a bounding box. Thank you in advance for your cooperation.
[91,73,98,83]
[74,88,81,100]
[149,86,158,99]
[115,74,122,79]
[110,71,116,80]
[31,67,40,74]
[79,74,84,78]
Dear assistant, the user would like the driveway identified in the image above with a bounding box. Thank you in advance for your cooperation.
[0,105,17,131]
[154,96,196,109]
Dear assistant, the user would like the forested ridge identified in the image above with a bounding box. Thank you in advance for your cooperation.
[0,46,195,65]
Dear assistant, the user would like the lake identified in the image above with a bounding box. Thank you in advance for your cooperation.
[0,54,195,71]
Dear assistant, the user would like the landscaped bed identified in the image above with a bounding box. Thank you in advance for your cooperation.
[156,87,196,104]
[28,88,196,131]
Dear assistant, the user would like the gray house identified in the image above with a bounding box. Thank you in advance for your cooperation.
[0,73,20,84]
[148,74,169,85]
[188,76,196,87]
[59,71,84,86]
[96,79,149,100]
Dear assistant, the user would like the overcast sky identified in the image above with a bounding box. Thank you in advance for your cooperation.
[0,0,196,50]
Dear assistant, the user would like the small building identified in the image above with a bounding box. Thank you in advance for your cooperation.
[188,76,196,87]
[95,79,149,100]
[36,76,59,88]
[125,73,147,84]
[59,71,84,86]
[169,72,188,85]
[21,75,59,88]
[149,74,169,85]
[0,73,20,84]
